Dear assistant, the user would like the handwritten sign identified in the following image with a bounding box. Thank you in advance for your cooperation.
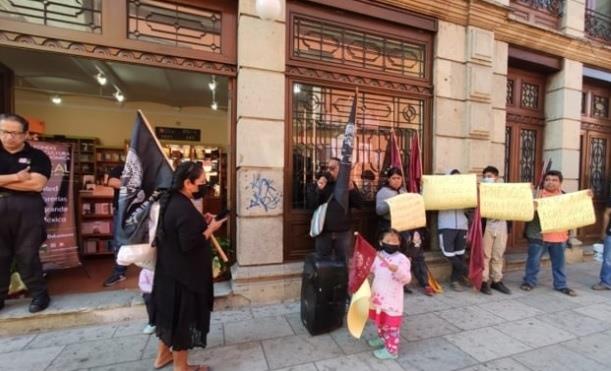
[347,280,371,339]
[385,193,427,232]
[536,190,596,233]
[480,183,534,221]
[422,174,478,210]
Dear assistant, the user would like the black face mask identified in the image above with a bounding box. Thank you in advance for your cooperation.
[380,242,400,254]
[192,184,208,200]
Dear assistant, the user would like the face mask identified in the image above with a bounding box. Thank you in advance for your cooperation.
[192,184,208,200]
[481,177,495,183]
[381,242,400,254]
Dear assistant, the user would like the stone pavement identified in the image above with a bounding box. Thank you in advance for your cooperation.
[1,261,611,371]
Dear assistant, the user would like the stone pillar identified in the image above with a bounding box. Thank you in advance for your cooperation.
[561,0,586,38]
[493,41,509,178]
[544,59,583,192]
[232,0,301,303]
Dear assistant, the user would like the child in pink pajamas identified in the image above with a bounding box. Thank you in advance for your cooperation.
[368,229,412,360]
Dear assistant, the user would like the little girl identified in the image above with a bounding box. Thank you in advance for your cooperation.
[139,268,156,334]
[368,228,412,360]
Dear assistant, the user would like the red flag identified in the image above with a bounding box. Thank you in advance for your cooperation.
[348,234,377,294]
[389,131,403,170]
[467,206,484,290]
[408,134,422,193]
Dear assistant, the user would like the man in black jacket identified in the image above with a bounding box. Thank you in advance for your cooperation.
[312,157,362,264]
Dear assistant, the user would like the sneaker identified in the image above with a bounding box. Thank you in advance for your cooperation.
[367,337,385,348]
[520,282,534,291]
[592,283,611,291]
[450,281,464,292]
[423,286,435,296]
[103,273,126,287]
[491,281,512,295]
[556,287,577,297]
[403,286,413,294]
[373,348,398,360]
[480,281,492,295]
[142,324,156,335]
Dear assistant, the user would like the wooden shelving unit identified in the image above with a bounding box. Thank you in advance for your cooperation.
[95,146,126,184]
[77,192,115,256]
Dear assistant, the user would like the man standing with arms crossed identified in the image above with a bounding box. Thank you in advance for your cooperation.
[0,114,52,312]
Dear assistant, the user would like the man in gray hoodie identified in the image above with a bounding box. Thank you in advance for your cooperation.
[438,169,470,291]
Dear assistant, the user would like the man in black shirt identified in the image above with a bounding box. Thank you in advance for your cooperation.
[102,164,127,287]
[0,114,52,313]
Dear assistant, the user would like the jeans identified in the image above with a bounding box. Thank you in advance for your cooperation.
[110,239,128,276]
[523,239,568,290]
[600,236,611,287]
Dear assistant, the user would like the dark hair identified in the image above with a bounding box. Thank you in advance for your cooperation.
[544,170,563,182]
[157,161,204,240]
[0,113,29,132]
[379,228,400,242]
[450,169,461,175]
[328,157,341,165]
[383,166,403,188]
[482,166,499,176]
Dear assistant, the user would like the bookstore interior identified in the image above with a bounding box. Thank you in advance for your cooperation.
[1,46,231,294]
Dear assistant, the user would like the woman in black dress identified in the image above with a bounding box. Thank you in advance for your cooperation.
[152,161,226,371]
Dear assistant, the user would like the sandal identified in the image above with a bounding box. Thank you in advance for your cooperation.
[556,287,577,297]
[520,283,534,291]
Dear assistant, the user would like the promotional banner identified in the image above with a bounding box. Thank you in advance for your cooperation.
[421,174,478,210]
[480,183,535,221]
[536,190,596,233]
[385,193,427,232]
[31,141,80,270]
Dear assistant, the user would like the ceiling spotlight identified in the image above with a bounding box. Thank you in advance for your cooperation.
[113,89,125,103]
[95,72,107,86]
[293,84,301,94]
[208,76,217,91]
[51,95,62,105]
[211,101,218,110]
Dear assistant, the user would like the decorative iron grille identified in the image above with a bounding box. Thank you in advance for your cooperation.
[128,0,222,52]
[589,137,607,197]
[521,82,539,110]
[585,8,611,43]
[507,79,514,105]
[292,16,426,79]
[291,83,424,208]
[514,0,563,15]
[592,95,609,118]
[519,129,537,183]
[0,0,102,33]
[505,126,512,182]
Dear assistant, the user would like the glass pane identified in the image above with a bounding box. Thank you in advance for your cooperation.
[0,0,102,33]
[519,129,537,183]
[589,137,607,198]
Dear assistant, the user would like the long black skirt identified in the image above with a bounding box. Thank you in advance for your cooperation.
[152,273,211,351]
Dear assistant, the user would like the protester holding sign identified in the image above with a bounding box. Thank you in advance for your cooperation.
[521,170,579,296]
[438,169,470,292]
[0,113,52,313]
[592,195,611,291]
[480,166,511,295]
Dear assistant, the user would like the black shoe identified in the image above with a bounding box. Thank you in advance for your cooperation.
[0,300,4,311]
[480,281,492,295]
[403,286,413,294]
[491,281,512,295]
[29,294,50,313]
[103,273,127,287]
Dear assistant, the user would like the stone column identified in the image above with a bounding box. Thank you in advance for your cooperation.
[561,0,586,38]
[493,41,509,177]
[544,59,583,193]
[232,0,299,303]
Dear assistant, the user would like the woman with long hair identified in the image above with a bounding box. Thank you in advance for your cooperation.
[152,161,226,371]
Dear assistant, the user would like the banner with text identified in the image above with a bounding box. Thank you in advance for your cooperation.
[385,193,427,232]
[536,190,596,233]
[31,141,80,270]
[422,174,478,210]
[480,183,535,221]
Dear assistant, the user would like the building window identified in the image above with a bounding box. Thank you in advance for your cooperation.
[519,128,537,183]
[291,83,423,208]
[585,0,611,43]
[510,0,563,29]
[521,82,539,109]
[504,126,512,182]
[128,0,222,52]
[507,79,514,105]
[592,95,609,118]
[292,16,427,79]
[0,0,102,33]
[589,137,607,197]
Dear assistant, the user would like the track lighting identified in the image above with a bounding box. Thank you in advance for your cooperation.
[208,76,217,91]
[51,95,62,105]
[113,89,125,103]
[95,72,107,86]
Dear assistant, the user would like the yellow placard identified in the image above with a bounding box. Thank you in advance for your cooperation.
[536,190,596,233]
[480,183,535,221]
[385,193,427,232]
[422,174,478,210]
[347,279,371,339]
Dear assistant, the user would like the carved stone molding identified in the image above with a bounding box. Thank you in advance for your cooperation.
[581,121,611,133]
[286,65,433,96]
[0,31,237,76]
[506,112,545,126]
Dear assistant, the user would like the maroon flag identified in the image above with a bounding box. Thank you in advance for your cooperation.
[348,234,377,294]
[467,206,484,290]
[408,134,422,193]
[389,131,403,170]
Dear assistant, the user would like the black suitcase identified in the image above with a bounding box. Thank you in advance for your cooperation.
[300,253,348,335]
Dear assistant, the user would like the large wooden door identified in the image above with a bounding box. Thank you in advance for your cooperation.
[505,68,546,252]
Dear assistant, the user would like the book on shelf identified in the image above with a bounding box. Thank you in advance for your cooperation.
[82,221,112,235]
[84,239,98,254]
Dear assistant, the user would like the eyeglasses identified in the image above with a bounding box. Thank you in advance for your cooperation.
[0,129,25,137]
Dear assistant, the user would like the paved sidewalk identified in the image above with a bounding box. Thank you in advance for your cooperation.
[1,261,611,371]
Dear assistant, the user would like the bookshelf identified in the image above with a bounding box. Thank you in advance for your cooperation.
[77,193,115,256]
[40,135,98,189]
[95,146,126,184]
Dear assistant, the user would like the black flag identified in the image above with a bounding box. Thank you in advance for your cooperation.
[114,111,173,247]
[334,94,357,213]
